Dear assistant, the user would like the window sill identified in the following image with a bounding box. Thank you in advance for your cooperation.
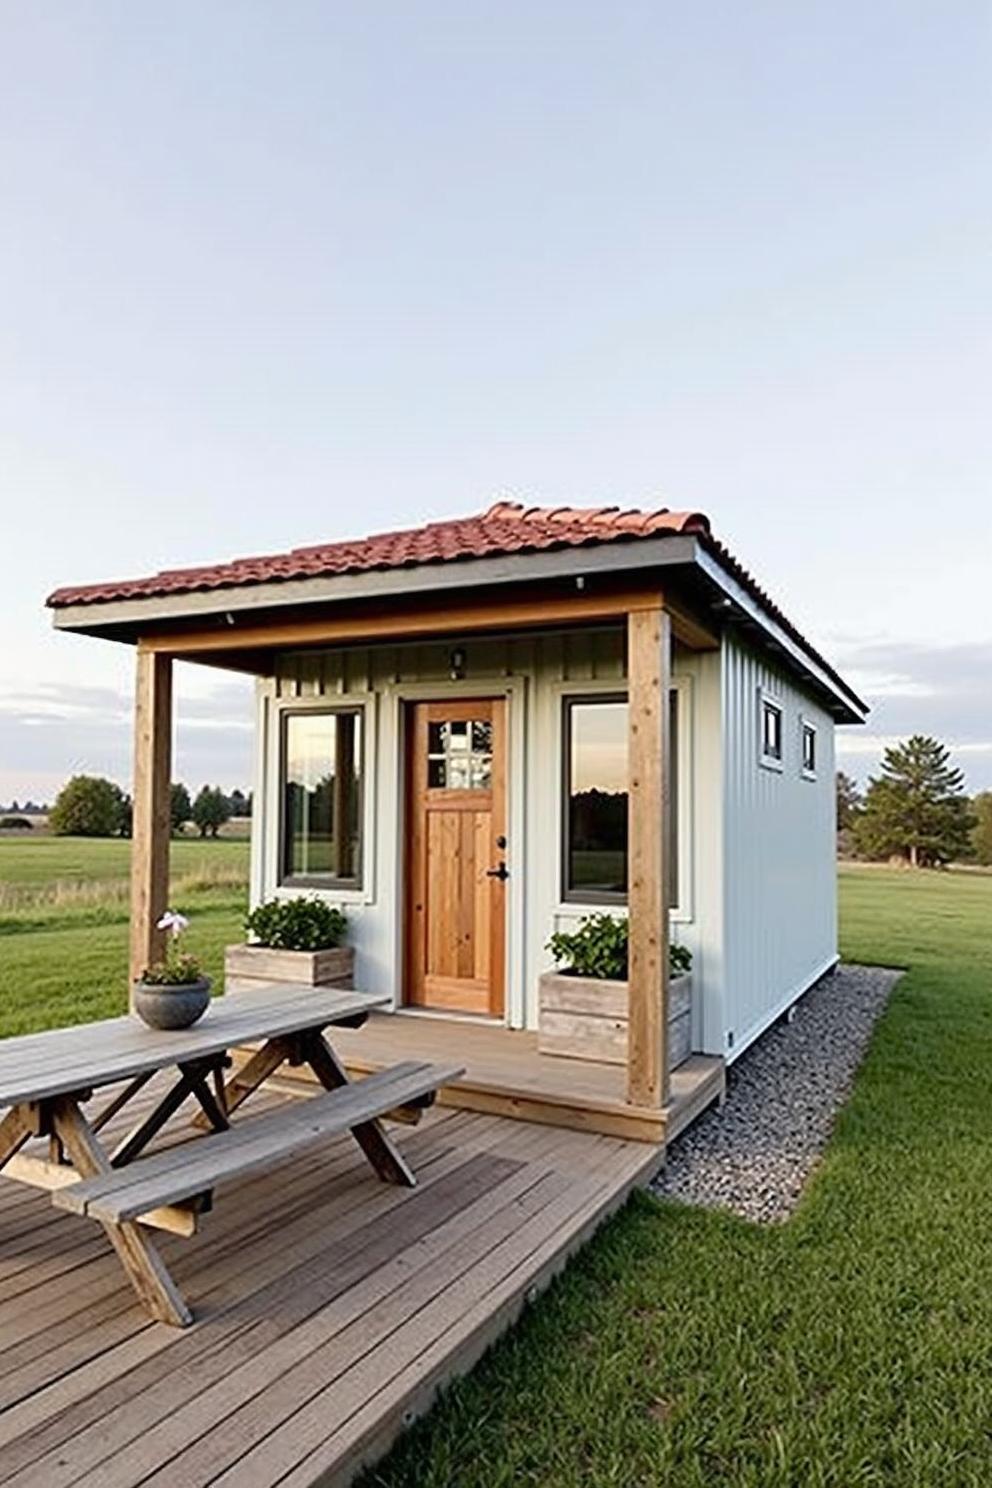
[553,901,694,926]
[271,884,371,907]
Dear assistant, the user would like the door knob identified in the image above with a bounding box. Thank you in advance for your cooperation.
[486,862,509,881]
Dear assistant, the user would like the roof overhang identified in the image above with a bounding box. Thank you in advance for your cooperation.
[51,534,867,724]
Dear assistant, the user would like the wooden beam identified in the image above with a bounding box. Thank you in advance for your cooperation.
[137,585,669,659]
[626,605,671,1109]
[129,650,173,994]
[665,597,720,652]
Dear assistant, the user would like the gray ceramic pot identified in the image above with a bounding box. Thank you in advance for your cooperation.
[132,977,212,1030]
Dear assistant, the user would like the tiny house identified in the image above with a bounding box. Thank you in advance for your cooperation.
[48,502,866,1144]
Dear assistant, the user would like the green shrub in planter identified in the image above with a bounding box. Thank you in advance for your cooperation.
[244,897,347,952]
[547,913,691,981]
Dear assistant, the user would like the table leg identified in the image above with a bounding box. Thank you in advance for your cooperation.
[111,1057,229,1167]
[0,1104,36,1173]
[302,1031,415,1188]
[90,1070,156,1134]
[52,1097,191,1328]
[192,1036,291,1130]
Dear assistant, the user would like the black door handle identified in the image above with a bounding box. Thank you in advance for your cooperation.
[486,862,509,881]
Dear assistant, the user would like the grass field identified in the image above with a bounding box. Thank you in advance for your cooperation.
[0,834,248,1037]
[363,864,992,1488]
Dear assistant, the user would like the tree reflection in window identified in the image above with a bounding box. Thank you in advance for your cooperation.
[564,698,628,899]
[282,710,363,886]
[563,692,680,906]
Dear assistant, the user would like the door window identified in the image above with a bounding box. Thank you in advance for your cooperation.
[426,718,493,790]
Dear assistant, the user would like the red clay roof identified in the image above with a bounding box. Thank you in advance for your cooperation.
[46,502,711,608]
[45,500,867,714]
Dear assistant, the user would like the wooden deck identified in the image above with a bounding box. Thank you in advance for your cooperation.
[302,1011,726,1144]
[0,1074,661,1488]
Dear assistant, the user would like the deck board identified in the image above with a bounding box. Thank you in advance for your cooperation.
[289,1010,725,1143]
[0,1073,660,1488]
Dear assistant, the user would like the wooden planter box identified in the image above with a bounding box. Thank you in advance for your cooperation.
[538,971,692,1074]
[224,943,355,992]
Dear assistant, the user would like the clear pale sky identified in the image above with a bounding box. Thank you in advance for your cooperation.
[1,2,989,804]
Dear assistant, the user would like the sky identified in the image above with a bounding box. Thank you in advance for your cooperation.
[1,1,989,805]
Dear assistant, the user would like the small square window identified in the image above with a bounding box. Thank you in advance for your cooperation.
[425,714,493,793]
[801,720,817,778]
[760,694,783,769]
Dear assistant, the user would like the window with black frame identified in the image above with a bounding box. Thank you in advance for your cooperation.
[562,693,681,906]
[760,694,783,766]
[801,719,817,776]
[281,709,363,887]
[563,697,628,901]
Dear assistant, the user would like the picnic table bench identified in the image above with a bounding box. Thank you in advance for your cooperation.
[0,986,462,1326]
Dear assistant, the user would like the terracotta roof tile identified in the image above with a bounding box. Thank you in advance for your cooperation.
[46,502,710,609]
[44,500,866,715]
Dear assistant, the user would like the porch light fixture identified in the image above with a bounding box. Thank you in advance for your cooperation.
[449,647,466,680]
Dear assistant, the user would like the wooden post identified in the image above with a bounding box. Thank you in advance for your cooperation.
[129,650,173,997]
[626,604,671,1109]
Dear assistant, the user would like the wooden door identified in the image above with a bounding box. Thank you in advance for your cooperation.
[405,698,507,1016]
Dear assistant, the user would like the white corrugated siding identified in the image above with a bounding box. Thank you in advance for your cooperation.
[252,629,724,1041]
[720,634,837,1059]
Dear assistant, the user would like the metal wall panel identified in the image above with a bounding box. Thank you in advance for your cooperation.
[719,633,837,1059]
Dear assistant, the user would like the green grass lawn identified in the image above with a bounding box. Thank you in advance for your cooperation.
[0,831,248,889]
[0,834,248,1037]
[362,865,992,1488]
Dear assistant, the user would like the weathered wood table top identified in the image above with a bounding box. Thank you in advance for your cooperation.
[0,984,389,1106]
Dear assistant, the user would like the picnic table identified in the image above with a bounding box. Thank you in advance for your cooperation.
[0,985,461,1326]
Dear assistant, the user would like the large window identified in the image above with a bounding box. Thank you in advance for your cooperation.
[562,692,683,907]
[563,697,629,901]
[281,709,364,887]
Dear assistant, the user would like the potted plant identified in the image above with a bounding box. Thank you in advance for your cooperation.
[538,913,693,1072]
[133,911,212,1030]
[224,897,354,991]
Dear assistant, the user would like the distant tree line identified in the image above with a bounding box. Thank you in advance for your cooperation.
[838,735,983,868]
[170,783,251,838]
[45,776,251,839]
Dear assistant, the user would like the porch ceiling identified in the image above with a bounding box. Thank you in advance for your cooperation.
[59,573,722,677]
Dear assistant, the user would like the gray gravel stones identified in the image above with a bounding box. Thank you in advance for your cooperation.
[651,963,901,1224]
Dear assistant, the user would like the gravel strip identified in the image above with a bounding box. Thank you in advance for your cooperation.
[651,963,901,1223]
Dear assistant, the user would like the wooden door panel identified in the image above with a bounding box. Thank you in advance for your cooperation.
[472,812,491,985]
[405,699,506,1017]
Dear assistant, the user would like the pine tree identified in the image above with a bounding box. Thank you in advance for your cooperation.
[170,782,193,835]
[836,771,862,830]
[853,736,974,867]
[971,791,992,867]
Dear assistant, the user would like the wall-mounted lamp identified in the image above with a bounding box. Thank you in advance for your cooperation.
[449,647,467,681]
